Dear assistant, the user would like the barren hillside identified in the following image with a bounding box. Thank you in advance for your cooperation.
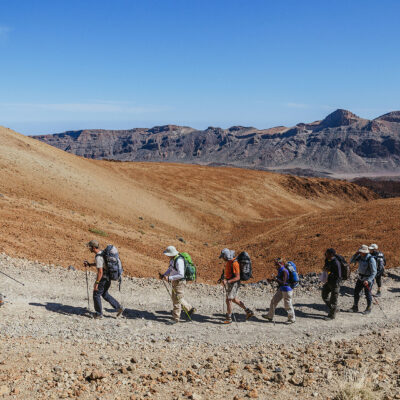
[1,126,396,282]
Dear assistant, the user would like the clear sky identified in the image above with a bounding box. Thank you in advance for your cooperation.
[0,0,399,135]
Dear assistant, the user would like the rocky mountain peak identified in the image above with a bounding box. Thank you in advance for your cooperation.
[375,111,400,123]
[318,109,361,129]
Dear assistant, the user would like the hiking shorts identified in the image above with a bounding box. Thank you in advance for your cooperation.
[225,281,240,300]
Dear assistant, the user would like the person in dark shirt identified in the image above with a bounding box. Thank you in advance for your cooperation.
[321,248,342,320]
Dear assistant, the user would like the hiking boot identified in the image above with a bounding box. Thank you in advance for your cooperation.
[351,305,359,313]
[116,307,125,318]
[286,319,295,324]
[327,309,336,320]
[171,319,180,325]
[375,291,382,297]
[93,313,103,320]
[261,314,273,322]
[363,306,372,315]
[245,309,254,321]
[223,314,232,324]
[187,308,196,319]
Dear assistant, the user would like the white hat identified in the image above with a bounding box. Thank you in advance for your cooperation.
[369,243,378,250]
[163,245,179,257]
[358,244,370,254]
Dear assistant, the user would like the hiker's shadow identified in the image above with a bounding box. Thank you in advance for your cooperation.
[340,285,354,297]
[155,310,222,325]
[29,302,95,318]
[386,272,400,282]
[120,308,171,323]
[290,303,327,320]
[388,287,400,293]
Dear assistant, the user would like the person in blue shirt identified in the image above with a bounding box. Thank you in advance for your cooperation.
[262,258,295,324]
[351,244,377,314]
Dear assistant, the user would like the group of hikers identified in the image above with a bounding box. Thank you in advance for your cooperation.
[83,239,386,323]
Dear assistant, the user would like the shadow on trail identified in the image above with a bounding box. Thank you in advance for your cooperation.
[155,310,223,325]
[340,285,354,297]
[122,308,171,324]
[387,287,400,293]
[29,302,94,319]
[386,271,400,282]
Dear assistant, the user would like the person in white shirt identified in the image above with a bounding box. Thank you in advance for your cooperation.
[160,246,195,324]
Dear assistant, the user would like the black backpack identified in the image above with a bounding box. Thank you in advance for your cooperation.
[237,252,253,281]
[336,254,350,280]
[98,245,123,281]
[372,252,386,274]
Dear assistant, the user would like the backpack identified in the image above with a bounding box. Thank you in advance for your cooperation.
[237,251,253,281]
[99,245,123,281]
[372,252,385,274]
[336,254,350,280]
[286,261,299,288]
[176,252,196,281]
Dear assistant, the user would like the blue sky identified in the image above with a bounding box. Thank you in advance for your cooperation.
[0,0,399,134]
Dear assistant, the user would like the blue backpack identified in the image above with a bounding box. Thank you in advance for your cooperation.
[286,261,299,288]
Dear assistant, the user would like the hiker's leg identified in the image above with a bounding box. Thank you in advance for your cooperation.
[171,281,181,321]
[175,281,192,312]
[232,297,246,310]
[364,281,373,307]
[226,298,233,315]
[330,282,340,314]
[283,291,295,322]
[102,279,121,310]
[267,290,282,319]
[376,273,382,290]
[93,279,106,315]
[354,279,363,307]
[321,282,331,307]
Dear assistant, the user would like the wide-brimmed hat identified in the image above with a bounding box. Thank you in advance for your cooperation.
[163,245,179,257]
[358,244,370,254]
[369,243,378,250]
[87,240,99,249]
[219,248,234,260]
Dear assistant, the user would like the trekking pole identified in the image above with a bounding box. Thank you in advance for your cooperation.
[0,269,25,286]
[85,266,90,311]
[365,282,389,319]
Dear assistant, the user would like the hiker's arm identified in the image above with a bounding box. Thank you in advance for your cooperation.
[367,258,377,284]
[168,258,184,281]
[276,269,286,285]
[227,272,240,284]
[350,253,359,264]
[94,268,103,290]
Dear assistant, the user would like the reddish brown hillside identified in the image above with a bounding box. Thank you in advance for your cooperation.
[0,126,389,283]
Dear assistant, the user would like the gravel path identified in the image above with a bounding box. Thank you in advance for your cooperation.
[1,254,400,399]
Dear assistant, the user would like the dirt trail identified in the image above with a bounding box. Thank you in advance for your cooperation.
[1,254,400,399]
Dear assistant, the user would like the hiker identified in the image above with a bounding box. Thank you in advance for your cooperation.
[84,240,124,319]
[369,244,386,297]
[219,248,254,324]
[321,248,342,319]
[160,245,196,324]
[350,244,377,314]
[262,258,295,324]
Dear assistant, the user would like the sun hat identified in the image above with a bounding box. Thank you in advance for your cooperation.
[369,243,378,250]
[219,248,234,260]
[163,245,179,257]
[274,257,285,267]
[87,240,99,249]
[358,244,370,254]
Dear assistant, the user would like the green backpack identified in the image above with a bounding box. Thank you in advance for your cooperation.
[175,252,196,281]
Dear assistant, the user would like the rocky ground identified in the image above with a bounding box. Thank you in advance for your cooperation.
[1,254,400,399]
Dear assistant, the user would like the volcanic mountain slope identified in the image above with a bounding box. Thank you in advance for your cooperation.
[33,109,400,174]
[2,125,399,282]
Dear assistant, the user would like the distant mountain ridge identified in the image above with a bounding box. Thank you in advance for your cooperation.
[32,109,400,174]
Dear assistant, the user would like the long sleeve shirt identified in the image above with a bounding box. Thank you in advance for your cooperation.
[164,256,185,281]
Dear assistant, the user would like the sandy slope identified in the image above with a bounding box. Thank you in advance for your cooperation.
[1,126,397,283]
